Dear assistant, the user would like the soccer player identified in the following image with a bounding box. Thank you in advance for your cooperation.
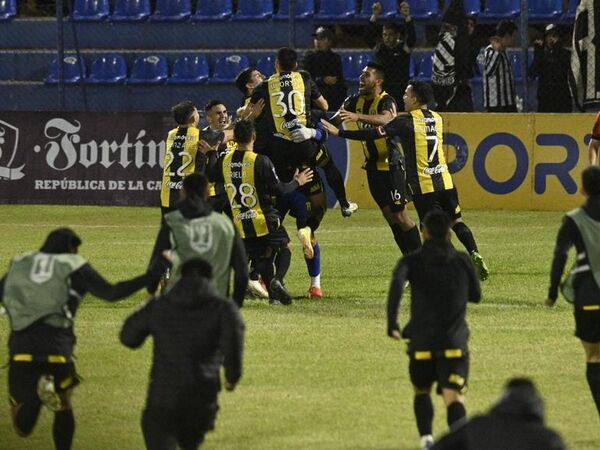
[207,119,313,305]
[160,101,202,215]
[546,165,600,420]
[0,228,163,450]
[322,80,489,280]
[588,111,600,165]
[121,258,244,450]
[387,210,481,450]
[148,173,249,307]
[323,61,421,254]
[235,67,266,119]
[431,378,566,449]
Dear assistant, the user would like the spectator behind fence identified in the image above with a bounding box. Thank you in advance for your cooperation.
[431,378,566,450]
[366,1,416,109]
[302,27,347,111]
[431,0,475,112]
[529,24,572,113]
[483,20,518,113]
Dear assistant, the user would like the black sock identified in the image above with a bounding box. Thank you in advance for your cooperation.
[452,222,478,254]
[274,247,291,282]
[14,401,41,435]
[322,158,348,208]
[53,409,75,450]
[391,224,422,253]
[413,394,433,436]
[446,401,466,428]
[255,256,275,288]
[390,224,407,253]
[587,362,600,416]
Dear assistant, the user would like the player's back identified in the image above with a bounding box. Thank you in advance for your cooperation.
[161,126,201,208]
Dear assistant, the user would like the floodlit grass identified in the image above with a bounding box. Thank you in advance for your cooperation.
[0,205,597,449]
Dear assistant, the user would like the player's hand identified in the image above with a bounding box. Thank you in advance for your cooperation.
[290,124,317,143]
[320,119,340,136]
[338,107,359,123]
[198,139,220,153]
[294,168,314,186]
[545,298,556,308]
[323,76,338,85]
[225,381,236,392]
[250,98,265,118]
[399,1,410,20]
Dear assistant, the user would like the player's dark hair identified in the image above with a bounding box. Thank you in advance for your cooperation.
[496,20,517,38]
[171,101,196,125]
[383,22,402,34]
[582,165,600,196]
[366,61,386,81]
[181,258,213,279]
[408,80,434,105]
[500,377,544,419]
[277,47,298,72]
[234,118,255,144]
[182,173,208,198]
[41,228,82,254]
[235,67,256,95]
[423,210,451,240]
[204,99,225,113]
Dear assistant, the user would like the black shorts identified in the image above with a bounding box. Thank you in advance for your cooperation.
[413,187,462,222]
[9,360,81,406]
[409,351,469,394]
[366,168,408,213]
[268,136,319,181]
[298,168,324,197]
[243,226,290,260]
[574,308,600,342]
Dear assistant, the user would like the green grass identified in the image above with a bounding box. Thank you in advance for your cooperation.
[0,205,597,449]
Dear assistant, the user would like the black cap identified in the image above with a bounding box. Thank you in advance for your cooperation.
[545,24,559,36]
[312,26,335,40]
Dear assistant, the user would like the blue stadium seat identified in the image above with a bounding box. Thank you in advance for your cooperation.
[234,0,273,20]
[342,53,371,81]
[407,0,439,20]
[528,0,562,20]
[88,55,127,84]
[256,55,276,77]
[316,0,355,21]
[128,55,168,84]
[211,54,251,83]
[111,0,151,21]
[168,55,209,84]
[464,0,481,17]
[72,0,110,21]
[150,0,191,21]
[564,0,578,20]
[357,0,396,19]
[193,0,232,21]
[0,0,17,21]
[480,0,520,19]
[44,55,86,84]
[416,52,433,81]
[274,0,314,20]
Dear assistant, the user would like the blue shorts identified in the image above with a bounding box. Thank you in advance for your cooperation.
[277,190,311,223]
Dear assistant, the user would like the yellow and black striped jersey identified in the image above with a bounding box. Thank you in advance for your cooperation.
[343,91,397,171]
[251,70,321,142]
[208,150,299,239]
[338,108,453,196]
[201,126,235,197]
[160,126,201,208]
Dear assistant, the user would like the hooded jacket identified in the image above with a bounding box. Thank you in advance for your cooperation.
[120,274,244,410]
[432,384,566,449]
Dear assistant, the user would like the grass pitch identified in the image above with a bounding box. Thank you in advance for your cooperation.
[0,205,598,449]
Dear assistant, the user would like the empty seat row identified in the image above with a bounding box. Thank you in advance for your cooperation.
[44,53,279,84]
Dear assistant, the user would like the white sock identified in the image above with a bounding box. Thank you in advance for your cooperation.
[310,274,321,288]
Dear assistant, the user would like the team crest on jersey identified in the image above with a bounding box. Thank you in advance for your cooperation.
[0,120,25,180]
[189,219,213,253]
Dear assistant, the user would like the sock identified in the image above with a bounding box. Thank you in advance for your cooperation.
[586,362,600,416]
[256,256,275,288]
[14,401,41,436]
[446,401,466,428]
[413,394,434,437]
[274,247,291,282]
[305,243,321,277]
[53,409,75,450]
[452,222,478,254]
[249,259,259,281]
[322,158,349,208]
[310,274,321,288]
[390,224,422,254]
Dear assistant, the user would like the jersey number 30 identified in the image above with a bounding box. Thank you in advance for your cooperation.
[271,90,305,118]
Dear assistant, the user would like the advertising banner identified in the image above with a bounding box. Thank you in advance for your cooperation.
[0,112,171,206]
